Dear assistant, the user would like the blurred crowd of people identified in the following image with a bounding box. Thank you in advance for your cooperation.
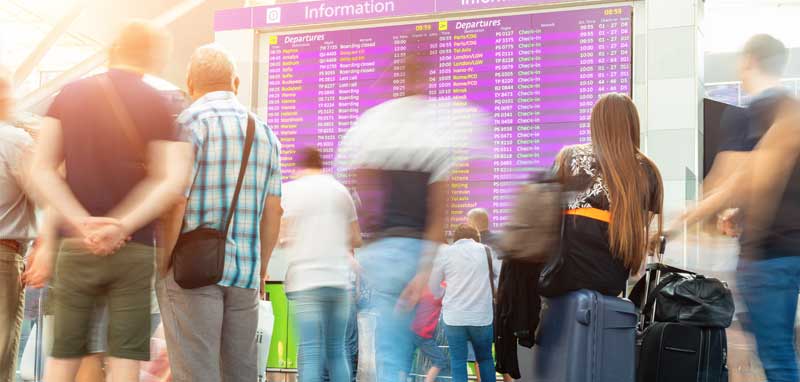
[0,15,798,382]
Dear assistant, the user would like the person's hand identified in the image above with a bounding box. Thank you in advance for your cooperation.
[260,265,269,300]
[79,217,129,255]
[396,271,429,312]
[22,239,56,288]
[717,208,742,238]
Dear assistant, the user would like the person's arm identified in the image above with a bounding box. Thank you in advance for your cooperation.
[428,251,446,299]
[94,140,193,253]
[397,180,448,311]
[345,189,362,249]
[674,169,742,231]
[22,208,61,288]
[702,151,748,195]
[157,116,202,265]
[260,196,282,295]
[678,103,800,235]
[30,117,91,229]
[156,198,187,275]
[739,107,800,243]
[260,136,283,296]
[350,220,363,249]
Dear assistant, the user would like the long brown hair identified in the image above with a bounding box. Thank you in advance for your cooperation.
[590,93,663,271]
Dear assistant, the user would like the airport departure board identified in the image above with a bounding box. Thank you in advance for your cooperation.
[266,6,633,229]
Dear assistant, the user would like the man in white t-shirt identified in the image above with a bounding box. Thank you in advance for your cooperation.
[277,147,362,382]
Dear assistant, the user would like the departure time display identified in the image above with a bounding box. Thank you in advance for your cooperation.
[266,6,632,229]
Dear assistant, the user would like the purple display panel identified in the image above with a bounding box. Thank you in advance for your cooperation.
[436,0,596,12]
[266,6,633,230]
[214,0,598,31]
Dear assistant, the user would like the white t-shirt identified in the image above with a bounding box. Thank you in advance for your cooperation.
[429,239,499,327]
[281,174,357,293]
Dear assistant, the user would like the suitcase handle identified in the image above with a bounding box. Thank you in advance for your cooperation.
[577,307,591,325]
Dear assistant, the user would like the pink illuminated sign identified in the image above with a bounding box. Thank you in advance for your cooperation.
[215,0,598,31]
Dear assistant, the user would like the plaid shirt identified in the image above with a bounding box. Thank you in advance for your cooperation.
[179,91,282,290]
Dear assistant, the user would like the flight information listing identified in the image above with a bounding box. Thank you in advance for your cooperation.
[266,6,633,229]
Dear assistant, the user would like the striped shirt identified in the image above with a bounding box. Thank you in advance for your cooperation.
[179,91,282,290]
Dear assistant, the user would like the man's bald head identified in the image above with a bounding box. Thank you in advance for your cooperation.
[109,20,172,74]
[467,208,490,232]
[187,44,239,100]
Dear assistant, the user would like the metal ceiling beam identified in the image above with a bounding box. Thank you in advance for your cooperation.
[17,0,207,112]
[12,0,88,87]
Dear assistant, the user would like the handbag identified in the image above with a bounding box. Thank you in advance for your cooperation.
[536,211,567,297]
[171,114,256,289]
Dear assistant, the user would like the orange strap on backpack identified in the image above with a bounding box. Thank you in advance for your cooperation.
[565,208,611,223]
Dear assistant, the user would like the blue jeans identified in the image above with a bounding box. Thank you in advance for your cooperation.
[443,324,495,382]
[357,238,424,382]
[345,290,358,382]
[413,334,448,370]
[737,256,800,382]
[288,287,352,382]
[324,289,358,382]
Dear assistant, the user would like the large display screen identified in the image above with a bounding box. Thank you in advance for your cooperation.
[266,6,633,230]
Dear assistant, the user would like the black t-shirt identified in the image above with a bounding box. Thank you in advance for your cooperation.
[556,144,661,296]
[354,169,431,237]
[724,87,800,260]
[46,69,179,245]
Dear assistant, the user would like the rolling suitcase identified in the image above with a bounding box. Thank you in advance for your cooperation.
[634,237,730,382]
[637,322,728,382]
[532,289,637,382]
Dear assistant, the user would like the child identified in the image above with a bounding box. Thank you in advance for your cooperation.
[411,287,448,382]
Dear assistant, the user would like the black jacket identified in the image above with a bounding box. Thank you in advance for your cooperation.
[494,259,544,379]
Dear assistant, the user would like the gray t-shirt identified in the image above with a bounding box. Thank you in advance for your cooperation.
[0,123,36,241]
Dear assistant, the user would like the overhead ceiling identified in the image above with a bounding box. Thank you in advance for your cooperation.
[1,0,245,105]
[704,0,800,53]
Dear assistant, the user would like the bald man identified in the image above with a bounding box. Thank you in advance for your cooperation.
[156,44,283,382]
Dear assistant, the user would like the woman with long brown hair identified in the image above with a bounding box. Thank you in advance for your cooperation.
[546,93,663,296]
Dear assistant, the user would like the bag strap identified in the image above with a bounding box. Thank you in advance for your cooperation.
[97,74,146,160]
[224,114,256,235]
[641,273,684,317]
[485,245,497,302]
[565,208,611,223]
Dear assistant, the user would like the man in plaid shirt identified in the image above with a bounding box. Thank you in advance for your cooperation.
[157,44,283,382]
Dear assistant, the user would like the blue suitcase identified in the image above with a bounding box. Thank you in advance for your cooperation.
[532,289,637,382]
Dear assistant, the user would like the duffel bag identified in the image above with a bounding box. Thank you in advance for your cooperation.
[632,265,735,328]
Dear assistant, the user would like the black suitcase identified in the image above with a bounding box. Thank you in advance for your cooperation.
[637,322,728,382]
[634,237,729,382]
